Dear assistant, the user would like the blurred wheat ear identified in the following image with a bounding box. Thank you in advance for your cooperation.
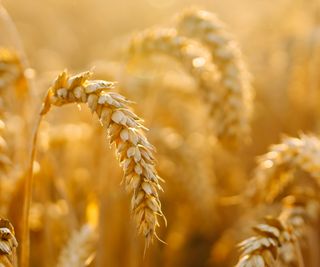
[57,224,96,267]
[236,194,318,267]
[247,134,320,203]
[128,23,252,148]
[128,28,224,137]
[176,8,253,147]
[236,134,320,266]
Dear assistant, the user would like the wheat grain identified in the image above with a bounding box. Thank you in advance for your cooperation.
[40,70,165,247]
[247,134,320,203]
[57,224,96,267]
[176,8,252,146]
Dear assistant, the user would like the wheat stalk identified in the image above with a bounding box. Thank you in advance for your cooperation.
[128,28,230,139]
[247,134,320,203]
[57,224,96,267]
[176,8,253,146]
[236,195,318,267]
[40,70,165,248]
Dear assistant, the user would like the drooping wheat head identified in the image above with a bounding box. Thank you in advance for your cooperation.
[176,8,253,146]
[40,70,165,247]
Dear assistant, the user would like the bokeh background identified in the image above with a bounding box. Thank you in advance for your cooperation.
[1,0,320,266]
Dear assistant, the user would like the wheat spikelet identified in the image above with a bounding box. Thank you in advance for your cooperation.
[40,70,165,247]
[128,28,230,140]
[57,224,96,267]
[236,195,318,267]
[176,8,253,146]
[247,134,320,203]
[0,219,17,267]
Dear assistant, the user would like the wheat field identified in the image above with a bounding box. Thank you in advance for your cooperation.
[0,0,320,266]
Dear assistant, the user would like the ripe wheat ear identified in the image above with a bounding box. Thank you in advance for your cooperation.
[41,70,165,248]
[0,218,18,267]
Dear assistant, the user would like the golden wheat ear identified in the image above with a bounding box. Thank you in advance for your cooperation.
[40,70,165,248]
[0,218,18,267]
[176,8,253,147]
[247,134,320,203]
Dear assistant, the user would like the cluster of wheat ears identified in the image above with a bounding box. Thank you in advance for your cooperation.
[0,3,320,267]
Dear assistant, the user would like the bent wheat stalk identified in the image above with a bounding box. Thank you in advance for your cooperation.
[41,70,165,248]
[176,8,253,146]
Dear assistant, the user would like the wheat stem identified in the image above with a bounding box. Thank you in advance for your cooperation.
[20,113,42,267]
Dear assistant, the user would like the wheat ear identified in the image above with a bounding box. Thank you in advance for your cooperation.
[57,224,96,267]
[176,8,253,146]
[247,134,320,203]
[0,219,18,267]
[236,195,318,267]
[128,29,230,138]
[40,70,165,247]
